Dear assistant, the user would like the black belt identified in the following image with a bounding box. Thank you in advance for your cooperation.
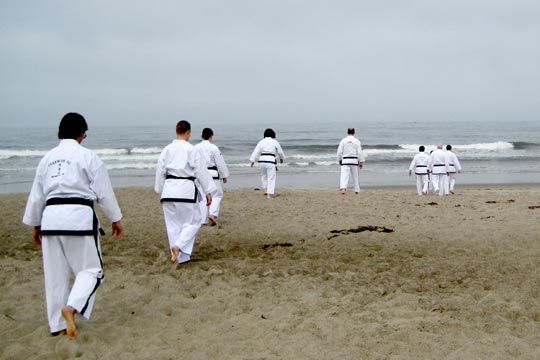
[207,166,220,180]
[259,153,277,164]
[416,165,427,167]
[162,175,198,203]
[41,197,105,238]
[46,197,93,208]
[434,164,445,166]
[166,175,196,181]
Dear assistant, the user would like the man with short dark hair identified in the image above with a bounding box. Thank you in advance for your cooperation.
[155,120,216,264]
[337,128,364,195]
[408,145,430,195]
[23,112,123,340]
[249,128,286,199]
[195,128,229,226]
[445,144,462,194]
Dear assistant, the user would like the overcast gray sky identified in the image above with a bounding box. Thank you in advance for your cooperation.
[1,0,539,127]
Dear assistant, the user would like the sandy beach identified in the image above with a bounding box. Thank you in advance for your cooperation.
[1,185,540,359]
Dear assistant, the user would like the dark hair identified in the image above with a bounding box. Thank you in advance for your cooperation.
[264,128,276,138]
[201,128,214,140]
[419,145,425,152]
[347,128,355,135]
[176,120,191,135]
[446,144,452,150]
[58,112,88,139]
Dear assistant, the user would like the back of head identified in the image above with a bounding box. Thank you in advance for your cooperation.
[202,128,213,140]
[437,144,443,150]
[58,112,88,139]
[446,144,452,151]
[347,128,355,135]
[264,128,276,138]
[176,120,191,135]
[419,145,425,152]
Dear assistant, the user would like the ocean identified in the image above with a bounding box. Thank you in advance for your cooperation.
[1,119,539,193]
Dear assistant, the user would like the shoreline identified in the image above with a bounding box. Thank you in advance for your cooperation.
[2,186,540,358]
[3,172,539,195]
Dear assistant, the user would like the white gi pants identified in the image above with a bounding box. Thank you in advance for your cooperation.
[415,174,429,196]
[199,180,224,224]
[163,201,202,263]
[41,235,103,333]
[259,163,277,195]
[447,173,456,193]
[340,165,360,192]
[431,174,447,196]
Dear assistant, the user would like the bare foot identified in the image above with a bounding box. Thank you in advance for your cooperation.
[265,194,272,199]
[51,329,67,337]
[208,215,217,226]
[61,306,77,340]
[170,246,180,263]
[340,189,346,195]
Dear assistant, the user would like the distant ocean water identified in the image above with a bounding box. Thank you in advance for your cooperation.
[1,119,539,193]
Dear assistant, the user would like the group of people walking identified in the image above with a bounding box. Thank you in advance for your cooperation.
[21,112,459,340]
[408,144,462,196]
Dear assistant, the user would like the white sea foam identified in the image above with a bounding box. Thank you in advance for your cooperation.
[106,163,155,170]
[131,147,162,154]
[0,149,47,159]
[400,142,514,152]
[95,148,129,156]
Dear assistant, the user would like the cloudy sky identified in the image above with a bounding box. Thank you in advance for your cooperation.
[1,0,539,127]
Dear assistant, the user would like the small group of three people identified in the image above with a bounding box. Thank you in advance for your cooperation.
[22,114,230,340]
[408,144,462,196]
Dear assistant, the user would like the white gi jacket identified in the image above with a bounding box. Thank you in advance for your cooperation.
[409,152,430,175]
[249,137,286,164]
[195,140,229,180]
[446,151,462,174]
[23,139,122,233]
[337,135,364,165]
[155,139,216,202]
[429,149,450,175]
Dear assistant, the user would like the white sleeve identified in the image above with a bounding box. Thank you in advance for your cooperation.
[336,140,344,161]
[409,156,416,171]
[357,140,365,162]
[154,151,166,194]
[91,163,122,223]
[213,147,229,179]
[22,162,47,226]
[249,142,261,162]
[454,154,462,171]
[276,141,285,161]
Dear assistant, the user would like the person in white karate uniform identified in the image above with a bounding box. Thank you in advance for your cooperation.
[195,128,229,226]
[408,145,430,196]
[337,128,365,195]
[249,128,286,199]
[445,144,462,194]
[428,144,451,196]
[155,120,216,265]
[22,113,123,340]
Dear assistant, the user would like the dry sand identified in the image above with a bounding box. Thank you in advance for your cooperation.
[1,185,540,359]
